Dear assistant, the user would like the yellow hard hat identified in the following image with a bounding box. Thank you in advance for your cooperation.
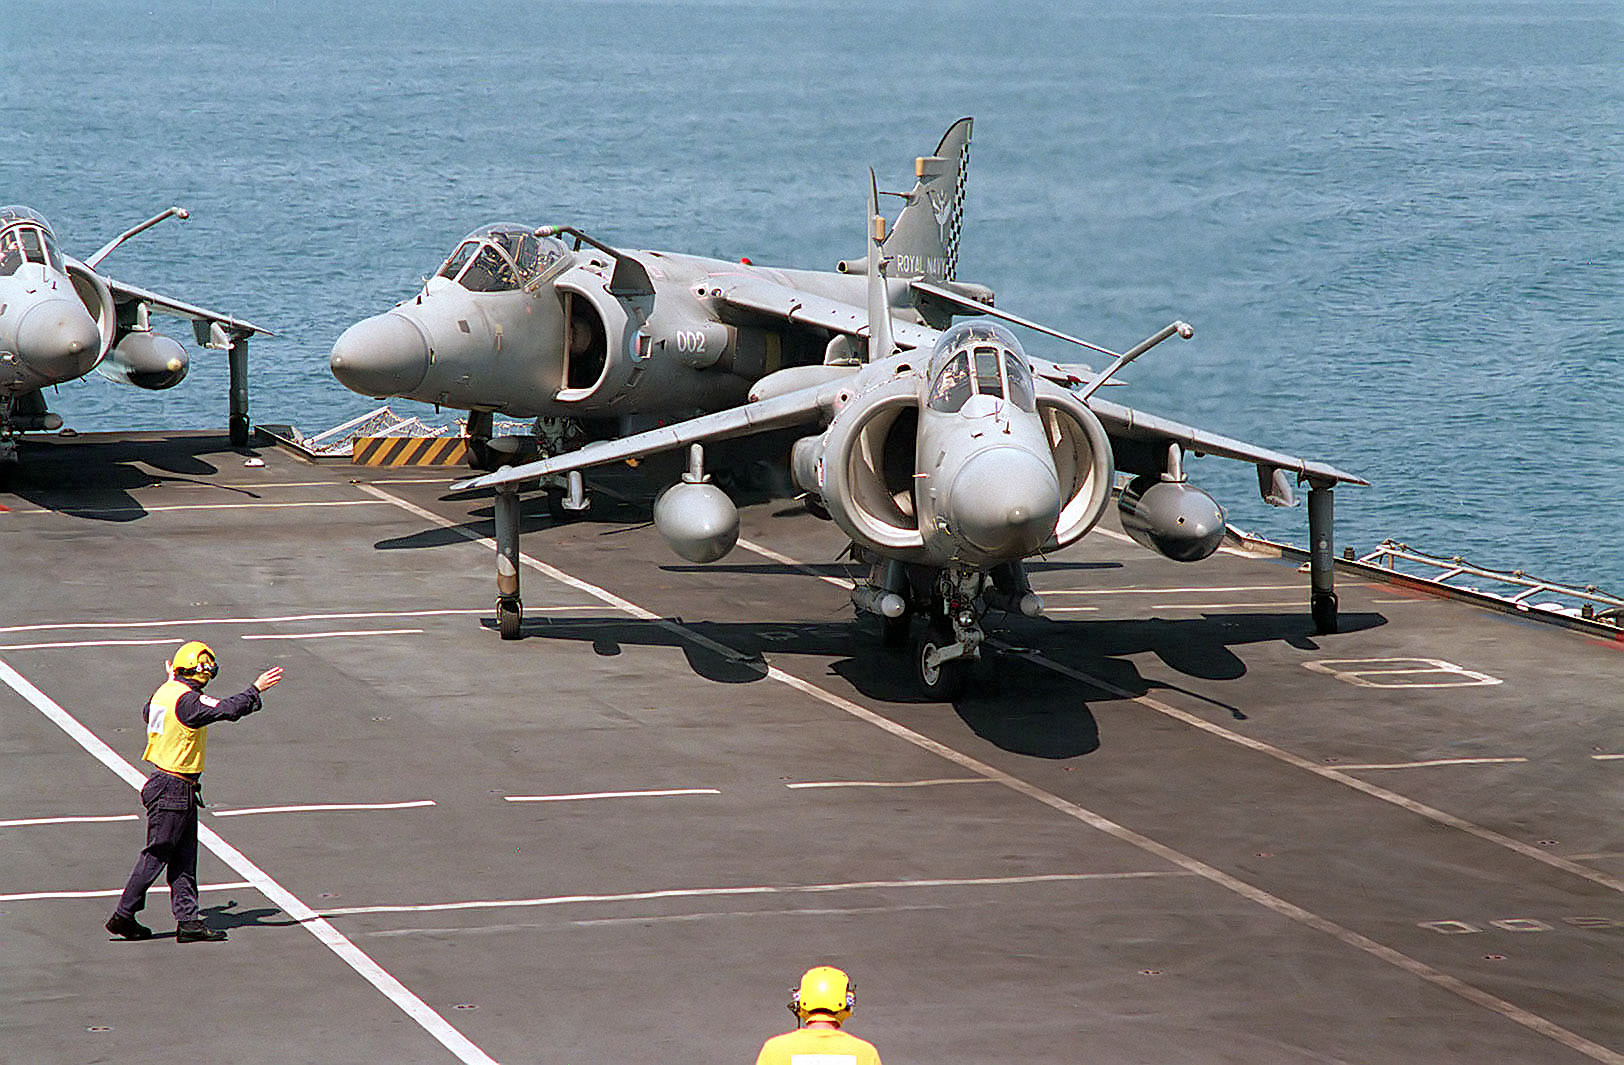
[171,641,218,682]
[789,965,854,1022]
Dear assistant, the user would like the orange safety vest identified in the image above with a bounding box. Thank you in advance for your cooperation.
[142,678,207,774]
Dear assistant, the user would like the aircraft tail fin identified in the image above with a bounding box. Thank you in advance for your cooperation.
[883,117,971,283]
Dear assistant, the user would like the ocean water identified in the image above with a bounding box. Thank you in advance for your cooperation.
[3,0,1619,592]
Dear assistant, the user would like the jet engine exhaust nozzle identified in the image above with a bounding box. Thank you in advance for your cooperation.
[948,449,1062,559]
[330,313,431,398]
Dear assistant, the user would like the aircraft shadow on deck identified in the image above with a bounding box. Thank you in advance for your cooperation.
[377,498,654,550]
[5,434,263,522]
[481,609,1387,759]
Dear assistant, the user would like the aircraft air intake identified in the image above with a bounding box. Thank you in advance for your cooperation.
[1034,389,1115,551]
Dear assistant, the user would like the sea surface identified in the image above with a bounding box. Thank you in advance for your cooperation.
[3,0,1619,593]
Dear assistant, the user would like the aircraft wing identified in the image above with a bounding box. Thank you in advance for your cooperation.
[1086,394,1367,491]
[713,275,936,350]
[450,378,840,493]
[103,276,274,338]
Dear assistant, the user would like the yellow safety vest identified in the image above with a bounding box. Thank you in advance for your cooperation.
[755,1027,882,1065]
[142,679,207,774]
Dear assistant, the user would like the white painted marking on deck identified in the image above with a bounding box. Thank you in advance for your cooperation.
[320,871,1185,917]
[40,500,393,516]
[0,657,500,1065]
[504,788,720,803]
[0,608,489,636]
[238,629,425,641]
[1333,758,1528,771]
[787,778,995,790]
[0,814,138,828]
[212,800,436,817]
[1592,753,1624,761]
[737,538,851,589]
[366,485,1624,1065]
[1042,585,1304,596]
[0,638,185,651]
[1303,657,1503,688]
[1,881,253,903]
[1149,601,1302,610]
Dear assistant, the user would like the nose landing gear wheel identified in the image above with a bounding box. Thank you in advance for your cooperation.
[915,621,968,701]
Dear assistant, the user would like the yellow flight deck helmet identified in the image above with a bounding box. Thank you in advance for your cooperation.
[790,965,854,1022]
[171,641,218,682]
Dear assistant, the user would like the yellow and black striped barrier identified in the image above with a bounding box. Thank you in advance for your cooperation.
[352,435,470,467]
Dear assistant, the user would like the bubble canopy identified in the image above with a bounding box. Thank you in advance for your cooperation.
[435,224,572,292]
[926,320,1036,413]
[0,206,63,275]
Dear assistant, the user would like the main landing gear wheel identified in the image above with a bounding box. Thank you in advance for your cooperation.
[497,597,522,640]
[229,414,250,447]
[915,621,968,702]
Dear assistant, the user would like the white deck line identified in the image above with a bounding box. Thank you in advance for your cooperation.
[238,629,425,641]
[1334,758,1529,771]
[0,638,189,651]
[320,871,1185,917]
[0,608,488,636]
[786,778,995,790]
[212,801,437,817]
[0,657,500,1065]
[0,814,139,828]
[503,788,720,803]
[369,485,1624,1065]
[1,881,253,903]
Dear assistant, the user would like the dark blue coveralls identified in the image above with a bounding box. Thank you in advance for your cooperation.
[112,680,263,923]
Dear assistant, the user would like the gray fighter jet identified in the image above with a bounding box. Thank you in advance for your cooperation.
[330,119,984,478]
[0,205,269,469]
[451,151,1366,698]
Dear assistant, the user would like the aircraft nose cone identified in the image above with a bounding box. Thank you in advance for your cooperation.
[330,313,430,397]
[15,298,102,380]
[948,448,1062,558]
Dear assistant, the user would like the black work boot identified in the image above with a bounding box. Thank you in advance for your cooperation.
[105,913,154,940]
[175,919,227,943]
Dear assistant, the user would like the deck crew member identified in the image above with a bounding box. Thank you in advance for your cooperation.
[105,641,282,943]
[755,966,882,1065]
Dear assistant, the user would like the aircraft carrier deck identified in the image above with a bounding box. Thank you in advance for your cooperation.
[2,431,1619,1065]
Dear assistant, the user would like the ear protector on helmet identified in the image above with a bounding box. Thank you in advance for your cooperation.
[788,966,855,1022]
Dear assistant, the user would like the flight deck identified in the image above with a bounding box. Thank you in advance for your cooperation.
[1,431,1619,1065]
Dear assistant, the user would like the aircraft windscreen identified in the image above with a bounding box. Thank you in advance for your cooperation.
[928,353,972,412]
[0,224,59,275]
[928,319,1033,413]
[437,241,477,282]
[972,347,1004,399]
[1004,352,1036,412]
[459,245,520,292]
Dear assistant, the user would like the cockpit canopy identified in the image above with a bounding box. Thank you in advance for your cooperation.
[435,224,572,293]
[926,320,1037,414]
[0,205,63,276]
